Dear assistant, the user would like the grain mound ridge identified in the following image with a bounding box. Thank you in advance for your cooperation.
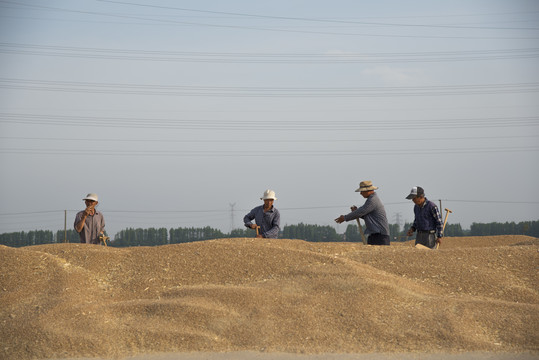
[0,236,538,359]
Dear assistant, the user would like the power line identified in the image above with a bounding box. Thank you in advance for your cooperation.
[1,146,538,157]
[1,112,538,130]
[1,0,537,40]
[2,78,539,98]
[2,42,538,63]
[1,200,538,217]
[2,134,537,144]
[441,199,539,204]
[97,0,539,31]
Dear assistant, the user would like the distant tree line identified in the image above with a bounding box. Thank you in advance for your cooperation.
[0,230,55,247]
[282,223,340,242]
[0,220,537,247]
[469,221,539,236]
[113,228,169,247]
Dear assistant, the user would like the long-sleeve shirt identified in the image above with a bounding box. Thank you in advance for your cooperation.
[74,210,105,244]
[344,192,390,236]
[411,198,443,238]
[243,205,280,239]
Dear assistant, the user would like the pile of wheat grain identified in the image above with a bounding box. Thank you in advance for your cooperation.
[1,235,537,359]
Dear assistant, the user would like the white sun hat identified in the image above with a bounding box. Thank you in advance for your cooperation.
[83,193,99,202]
[260,189,277,200]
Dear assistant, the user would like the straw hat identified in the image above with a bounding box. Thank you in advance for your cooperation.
[354,181,378,192]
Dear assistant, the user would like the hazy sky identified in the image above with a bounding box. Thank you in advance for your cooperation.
[1,0,538,238]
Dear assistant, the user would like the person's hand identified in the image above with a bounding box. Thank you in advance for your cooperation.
[407,229,414,236]
[249,224,258,229]
[335,215,345,224]
[436,237,442,245]
[350,206,357,211]
[84,205,94,216]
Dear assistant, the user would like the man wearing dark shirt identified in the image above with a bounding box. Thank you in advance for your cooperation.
[406,186,443,249]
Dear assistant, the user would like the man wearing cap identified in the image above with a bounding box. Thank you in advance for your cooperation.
[74,193,106,244]
[405,186,443,249]
[243,189,280,239]
[335,181,390,245]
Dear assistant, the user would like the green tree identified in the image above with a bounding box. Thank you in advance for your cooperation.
[230,228,254,237]
[55,229,80,243]
[344,224,361,242]
[282,223,340,242]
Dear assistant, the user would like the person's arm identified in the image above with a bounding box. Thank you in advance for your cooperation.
[344,197,374,222]
[74,205,96,233]
[74,212,87,233]
[432,205,444,239]
[243,208,256,228]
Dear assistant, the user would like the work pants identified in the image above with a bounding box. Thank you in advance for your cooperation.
[367,233,390,246]
[415,231,436,249]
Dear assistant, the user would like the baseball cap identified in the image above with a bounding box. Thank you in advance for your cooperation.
[405,186,424,199]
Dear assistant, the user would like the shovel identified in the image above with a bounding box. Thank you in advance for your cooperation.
[434,208,452,249]
[351,206,367,245]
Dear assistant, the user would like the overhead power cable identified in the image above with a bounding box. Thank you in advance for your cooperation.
[2,199,538,217]
[1,113,538,131]
[1,78,538,97]
[1,42,538,63]
[1,134,537,144]
[97,0,539,31]
[1,0,537,40]
[1,146,537,157]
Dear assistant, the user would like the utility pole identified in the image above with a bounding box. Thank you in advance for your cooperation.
[64,210,67,243]
[229,203,236,233]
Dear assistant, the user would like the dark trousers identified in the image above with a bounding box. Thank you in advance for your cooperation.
[415,231,436,249]
[367,233,390,246]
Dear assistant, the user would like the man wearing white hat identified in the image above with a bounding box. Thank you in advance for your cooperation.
[243,189,281,238]
[335,181,390,245]
[74,193,106,244]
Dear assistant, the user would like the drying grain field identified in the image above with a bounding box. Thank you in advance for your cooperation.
[0,235,537,359]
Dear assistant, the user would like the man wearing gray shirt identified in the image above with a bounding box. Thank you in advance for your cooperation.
[74,193,106,244]
[335,181,390,245]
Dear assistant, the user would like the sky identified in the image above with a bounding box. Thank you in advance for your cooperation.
[0,0,538,239]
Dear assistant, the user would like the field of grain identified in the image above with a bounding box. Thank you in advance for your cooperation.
[0,235,537,359]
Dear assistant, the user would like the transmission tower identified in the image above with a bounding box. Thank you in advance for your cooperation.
[393,212,402,230]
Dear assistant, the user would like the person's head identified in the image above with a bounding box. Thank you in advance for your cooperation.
[260,189,277,209]
[405,186,425,206]
[83,193,99,208]
[355,181,378,198]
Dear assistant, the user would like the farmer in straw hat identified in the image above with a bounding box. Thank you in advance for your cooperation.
[243,189,281,238]
[74,193,106,244]
[335,181,390,245]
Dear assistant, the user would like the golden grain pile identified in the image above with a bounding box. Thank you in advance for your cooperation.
[1,236,538,359]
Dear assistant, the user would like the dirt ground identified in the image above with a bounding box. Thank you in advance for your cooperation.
[0,235,537,360]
